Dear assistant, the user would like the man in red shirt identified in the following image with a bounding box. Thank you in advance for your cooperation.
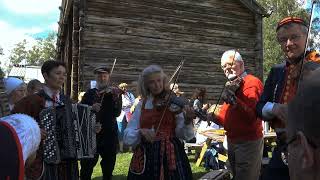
[208,50,264,180]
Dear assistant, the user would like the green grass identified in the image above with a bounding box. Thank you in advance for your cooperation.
[90,152,208,180]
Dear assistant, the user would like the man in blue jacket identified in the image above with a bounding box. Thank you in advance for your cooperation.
[256,17,308,180]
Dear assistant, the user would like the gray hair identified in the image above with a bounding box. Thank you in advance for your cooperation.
[137,65,169,98]
[221,50,243,62]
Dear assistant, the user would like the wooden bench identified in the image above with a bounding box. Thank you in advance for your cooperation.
[199,169,231,180]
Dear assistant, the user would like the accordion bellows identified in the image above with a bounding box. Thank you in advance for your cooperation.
[39,104,96,164]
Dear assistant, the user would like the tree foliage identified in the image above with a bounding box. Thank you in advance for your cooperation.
[0,46,3,56]
[256,0,309,77]
[9,32,57,66]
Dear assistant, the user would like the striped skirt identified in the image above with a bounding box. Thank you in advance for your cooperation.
[128,137,193,180]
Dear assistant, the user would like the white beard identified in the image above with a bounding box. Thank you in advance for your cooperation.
[96,81,108,90]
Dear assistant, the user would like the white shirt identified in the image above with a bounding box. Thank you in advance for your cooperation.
[43,86,62,107]
[123,96,194,147]
[122,92,135,108]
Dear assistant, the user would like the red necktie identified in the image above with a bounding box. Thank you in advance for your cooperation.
[52,94,57,105]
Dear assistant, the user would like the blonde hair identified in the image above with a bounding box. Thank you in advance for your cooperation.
[119,83,128,90]
[137,65,169,98]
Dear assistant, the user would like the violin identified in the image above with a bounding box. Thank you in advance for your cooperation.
[223,75,244,105]
[98,85,125,103]
[153,90,207,121]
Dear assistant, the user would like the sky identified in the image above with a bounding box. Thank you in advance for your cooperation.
[0,0,61,67]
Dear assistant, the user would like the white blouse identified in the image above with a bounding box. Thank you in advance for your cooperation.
[123,96,194,147]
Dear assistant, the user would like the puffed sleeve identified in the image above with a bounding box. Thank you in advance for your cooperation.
[123,101,142,147]
[175,112,194,141]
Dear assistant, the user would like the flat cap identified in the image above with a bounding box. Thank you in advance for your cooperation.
[94,66,110,74]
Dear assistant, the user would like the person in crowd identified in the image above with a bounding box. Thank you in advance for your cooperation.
[12,60,79,180]
[80,66,122,180]
[0,114,41,180]
[287,70,320,180]
[130,95,142,114]
[27,79,43,95]
[207,50,264,180]
[124,65,195,180]
[4,77,26,111]
[117,82,135,152]
[256,17,310,180]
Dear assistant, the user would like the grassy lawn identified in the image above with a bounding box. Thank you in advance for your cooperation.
[89,152,208,180]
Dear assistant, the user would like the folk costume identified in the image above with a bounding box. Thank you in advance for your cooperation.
[0,114,41,180]
[256,62,299,180]
[216,73,264,180]
[124,96,194,180]
[80,86,122,180]
[256,17,310,180]
[12,86,79,180]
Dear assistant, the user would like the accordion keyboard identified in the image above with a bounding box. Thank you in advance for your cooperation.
[40,107,61,164]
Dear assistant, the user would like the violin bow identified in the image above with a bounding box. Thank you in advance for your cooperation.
[109,58,117,84]
[297,0,318,87]
[168,60,184,83]
[155,59,185,135]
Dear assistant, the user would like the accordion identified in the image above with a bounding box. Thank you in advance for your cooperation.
[39,103,96,164]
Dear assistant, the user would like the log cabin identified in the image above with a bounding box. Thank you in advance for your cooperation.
[56,0,268,102]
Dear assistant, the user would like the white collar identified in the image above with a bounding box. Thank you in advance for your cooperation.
[43,85,60,99]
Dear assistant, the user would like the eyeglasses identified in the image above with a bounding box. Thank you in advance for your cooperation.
[221,62,236,69]
[277,34,303,45]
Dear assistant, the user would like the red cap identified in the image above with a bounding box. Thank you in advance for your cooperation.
[276,17,307,31]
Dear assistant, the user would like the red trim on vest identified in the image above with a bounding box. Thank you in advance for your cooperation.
[0,121,25,180]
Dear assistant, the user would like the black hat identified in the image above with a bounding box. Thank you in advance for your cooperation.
[94,67,110,74]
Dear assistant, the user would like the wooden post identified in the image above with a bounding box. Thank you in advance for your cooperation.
[71,0,80,101]
[255,13,264,80]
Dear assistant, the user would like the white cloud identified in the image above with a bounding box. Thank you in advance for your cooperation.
[3,0,61,15]
[49,22,59,32]
[0,20,38,70]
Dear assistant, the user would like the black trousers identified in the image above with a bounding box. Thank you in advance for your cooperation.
[80,132,118,180]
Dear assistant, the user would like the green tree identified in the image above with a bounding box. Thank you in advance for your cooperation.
[9,39,28,65]
[9,32,57,66]
[257,0,309,77]
[0,46,3,56]
[27,32,57,65]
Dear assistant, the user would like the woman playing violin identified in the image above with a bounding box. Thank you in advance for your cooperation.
[124,65,194,180]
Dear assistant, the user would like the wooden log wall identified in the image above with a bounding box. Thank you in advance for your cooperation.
[75,0,263,102]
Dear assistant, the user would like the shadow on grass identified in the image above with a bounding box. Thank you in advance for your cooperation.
[92,175,127,180]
